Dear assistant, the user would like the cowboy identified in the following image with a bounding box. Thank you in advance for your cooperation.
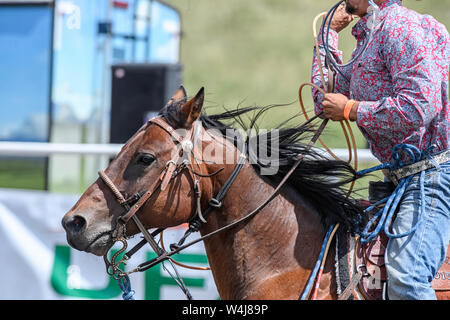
[311,0,450,299]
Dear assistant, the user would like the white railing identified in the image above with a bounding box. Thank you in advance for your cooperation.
[0,142,122,157]
[0,142,379,163]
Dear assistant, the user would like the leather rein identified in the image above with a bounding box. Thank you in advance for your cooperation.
[98,114,327,299]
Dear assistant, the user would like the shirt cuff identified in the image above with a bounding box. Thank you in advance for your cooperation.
[356,101,375,128]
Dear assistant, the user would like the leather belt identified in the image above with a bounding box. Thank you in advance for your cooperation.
[384,149,450,185]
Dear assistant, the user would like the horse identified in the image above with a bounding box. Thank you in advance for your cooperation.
[62,86,449,300]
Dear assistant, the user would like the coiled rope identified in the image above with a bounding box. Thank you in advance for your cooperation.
[356,144,431,244]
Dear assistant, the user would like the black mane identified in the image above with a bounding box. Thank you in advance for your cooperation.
[159,103,365,233]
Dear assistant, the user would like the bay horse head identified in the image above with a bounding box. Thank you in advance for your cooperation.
[61,86,212,256]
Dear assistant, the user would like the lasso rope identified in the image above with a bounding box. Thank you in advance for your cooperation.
[299,9,361,300]
[356,144,431,244]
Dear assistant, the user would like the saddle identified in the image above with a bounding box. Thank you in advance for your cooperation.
[335,182,450,300]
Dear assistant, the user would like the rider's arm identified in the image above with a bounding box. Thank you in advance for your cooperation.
[356,20,449,136]
[311,29,352,117]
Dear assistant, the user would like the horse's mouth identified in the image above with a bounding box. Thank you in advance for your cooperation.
[84,232,114,256]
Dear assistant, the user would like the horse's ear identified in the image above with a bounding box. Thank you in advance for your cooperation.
[179,87,204,128]
[165,85,187,107]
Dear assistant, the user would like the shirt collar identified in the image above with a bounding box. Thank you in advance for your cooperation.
[351,0,402,40]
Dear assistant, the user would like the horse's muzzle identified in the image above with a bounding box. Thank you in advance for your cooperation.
[62,212,113,256]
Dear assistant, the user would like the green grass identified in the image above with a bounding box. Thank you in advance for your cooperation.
[0,157,46,190]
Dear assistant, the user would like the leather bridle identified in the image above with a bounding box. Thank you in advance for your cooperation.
[98,116,246,298]
[98,113,328,300]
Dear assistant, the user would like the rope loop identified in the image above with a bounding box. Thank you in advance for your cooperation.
[117,275,135,300]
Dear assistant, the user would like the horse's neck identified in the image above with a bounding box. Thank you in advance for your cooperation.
[199,161,332,299]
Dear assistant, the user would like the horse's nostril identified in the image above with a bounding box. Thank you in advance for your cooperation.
[64,215,87,234]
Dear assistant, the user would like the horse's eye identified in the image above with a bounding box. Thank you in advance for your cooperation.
[137,154,155,166]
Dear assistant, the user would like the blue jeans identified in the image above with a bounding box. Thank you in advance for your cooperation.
[385,161,450,300]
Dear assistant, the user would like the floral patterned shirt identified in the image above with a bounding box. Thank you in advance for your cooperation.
[311,0,450,163]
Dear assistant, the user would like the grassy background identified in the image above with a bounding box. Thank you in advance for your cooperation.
[0,158,46,190]
[161,0,450,197]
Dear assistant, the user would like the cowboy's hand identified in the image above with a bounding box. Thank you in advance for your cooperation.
[327,3,354,33]
[322,93,348,121]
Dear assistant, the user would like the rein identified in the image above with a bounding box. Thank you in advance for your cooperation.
[98,112,329,300]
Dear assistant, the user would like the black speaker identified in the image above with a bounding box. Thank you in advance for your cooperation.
[110,63,183,144]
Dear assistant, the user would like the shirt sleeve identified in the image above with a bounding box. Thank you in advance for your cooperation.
[311,29,352,116]
[356,21,444,138]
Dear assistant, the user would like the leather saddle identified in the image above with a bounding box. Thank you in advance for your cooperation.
[353,232,450,300]
[335,181,450,300]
